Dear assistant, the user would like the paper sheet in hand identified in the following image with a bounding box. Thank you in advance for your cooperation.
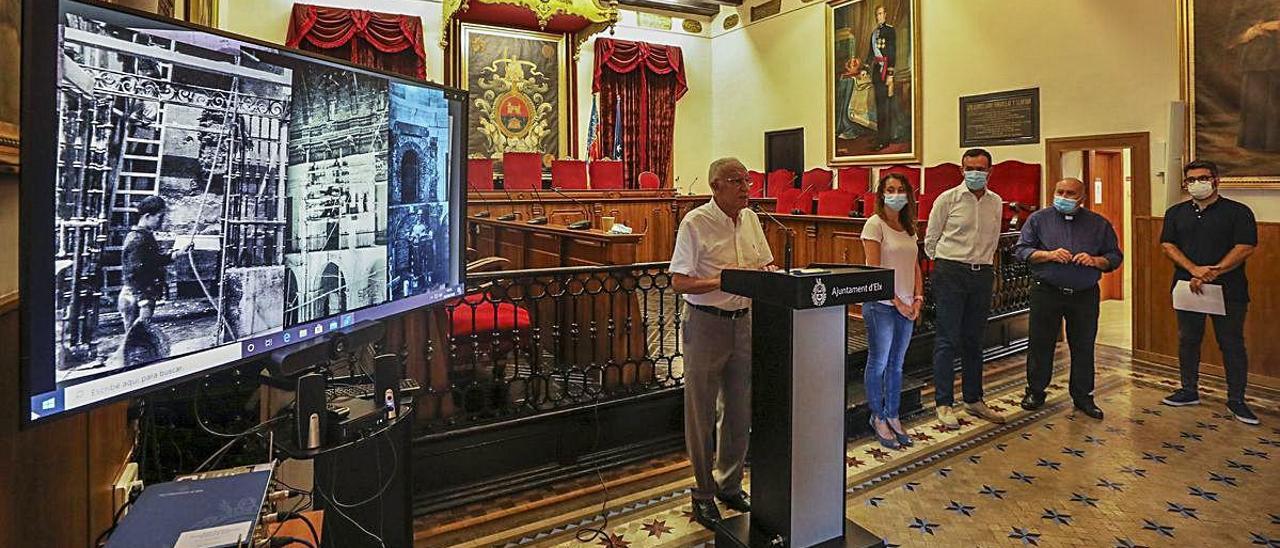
[1172,280,1226,315]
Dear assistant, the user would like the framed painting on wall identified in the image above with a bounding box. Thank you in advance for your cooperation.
[826,0,921,166]
[457,23,571,170]
[1182,0,1280,187]
[1,0,19,169]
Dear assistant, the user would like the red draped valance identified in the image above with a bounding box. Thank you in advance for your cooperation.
[592,38,687,100]
[592,38,687,187]
[286,4,428,80]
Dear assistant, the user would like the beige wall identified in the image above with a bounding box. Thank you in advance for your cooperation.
[217,0,715,191]
[705,0,1278,219]
[575,11,713,193]
[219,0,1276,215]
[709,4,827,176]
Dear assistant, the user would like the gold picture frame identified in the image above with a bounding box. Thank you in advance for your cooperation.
[0,122,16,171]
[454,23,573,167]
[1180,0,1280,188]
[1,0,18,171]
[826,0,922,166]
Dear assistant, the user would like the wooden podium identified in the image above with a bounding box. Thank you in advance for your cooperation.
[718,266,893,548]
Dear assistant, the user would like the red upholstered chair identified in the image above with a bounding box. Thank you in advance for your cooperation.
[443,255,533,412]
[444,257,531,362]
[748,170,766,198]
[988,160,1043,226]
[551,159,588,190]
[801,168,834,193]
[921,163,962,221]
[795,187,817,214]
[923,163,962,194]
[879,165,922,194]
[765,169,795,197]
[860,192,877,217]
[468,158,495,190]
[918,187,946,222]
[638,171,661,189]
[502,152,543,190]
[589,159,625,190]
[775,188,804,214]
[816,190,856,217]
[837,166,871,194]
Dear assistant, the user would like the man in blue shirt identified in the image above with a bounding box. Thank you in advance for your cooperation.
[1013,178,1122,419]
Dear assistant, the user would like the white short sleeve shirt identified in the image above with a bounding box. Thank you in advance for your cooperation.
[670,201,774,310]
[861,214,919,306]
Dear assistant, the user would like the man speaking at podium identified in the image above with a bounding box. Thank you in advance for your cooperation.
[670,157,777,529]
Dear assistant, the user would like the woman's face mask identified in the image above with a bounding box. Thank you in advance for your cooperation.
[884,193,908,211]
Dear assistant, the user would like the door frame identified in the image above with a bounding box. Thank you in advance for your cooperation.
[764,127,805,182]
[1044,132,1150,349]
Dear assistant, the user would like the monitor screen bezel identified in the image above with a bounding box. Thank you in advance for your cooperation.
[19,0,470,428]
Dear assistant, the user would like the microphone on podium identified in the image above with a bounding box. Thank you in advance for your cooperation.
[525,183,549,225]
[792,178,819,215]
[496,174,520,221]
[549,186,592,230]
[675,176,698,196]
[757,208,795,274]
[467,178,491,218]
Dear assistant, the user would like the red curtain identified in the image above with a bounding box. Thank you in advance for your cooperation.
[593,38,687,188]
[286,4,427,80]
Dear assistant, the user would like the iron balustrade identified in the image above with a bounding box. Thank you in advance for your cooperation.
[417,262,685,431]
[417,233,1030,432]
[916,232,1028,333]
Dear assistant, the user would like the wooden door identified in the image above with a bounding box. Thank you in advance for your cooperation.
[1084,150,1125,301]
[765,128,804,186]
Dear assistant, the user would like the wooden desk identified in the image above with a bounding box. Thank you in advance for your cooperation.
[463,217,649,391]
[467,191,775,264]
[469,216,643,268]
[757,213,872,268]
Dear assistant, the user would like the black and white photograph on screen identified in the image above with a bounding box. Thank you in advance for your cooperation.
[54,12,292,380]
[387,82,453,300]
[284,66,390,327]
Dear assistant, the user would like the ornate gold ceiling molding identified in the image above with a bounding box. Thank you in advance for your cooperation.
[441,0,619,56]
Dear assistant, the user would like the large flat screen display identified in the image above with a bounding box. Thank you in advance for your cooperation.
[19,0,467,425]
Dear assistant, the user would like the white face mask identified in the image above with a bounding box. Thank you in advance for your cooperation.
[1187,180,1214,200]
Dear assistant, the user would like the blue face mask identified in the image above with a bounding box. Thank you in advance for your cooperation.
[884,193,908,212]
[963,170,989,190]
[1053,196,1079,214]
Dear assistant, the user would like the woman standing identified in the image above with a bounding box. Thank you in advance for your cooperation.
[861,173,924,448]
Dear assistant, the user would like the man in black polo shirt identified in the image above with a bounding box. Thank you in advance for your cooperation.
[1159,160,1259,425]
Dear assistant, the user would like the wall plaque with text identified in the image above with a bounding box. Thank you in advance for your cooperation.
[960,88,1040,147]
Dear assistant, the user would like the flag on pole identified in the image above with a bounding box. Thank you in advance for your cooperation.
[586,94,600,159]
[612,94,623,160]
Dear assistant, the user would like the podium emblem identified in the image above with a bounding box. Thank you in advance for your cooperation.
[811,278,827,307]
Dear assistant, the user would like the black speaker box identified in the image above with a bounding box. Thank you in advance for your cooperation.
[314,405,414,548]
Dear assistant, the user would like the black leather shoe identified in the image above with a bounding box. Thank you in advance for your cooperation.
[1020,392,1046,411]
[691,498,722,528]
[717,491,751,513]
[1074,401,1104,420]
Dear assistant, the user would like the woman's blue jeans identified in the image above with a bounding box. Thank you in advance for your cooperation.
[863,301,915,420]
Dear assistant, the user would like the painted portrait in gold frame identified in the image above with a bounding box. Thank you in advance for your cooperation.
[1,0,19,169]
[1181,0,1280,187]
[826,0,922,166]
[457,23,571,170]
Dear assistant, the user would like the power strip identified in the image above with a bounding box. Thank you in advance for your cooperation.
[112,462,143,518]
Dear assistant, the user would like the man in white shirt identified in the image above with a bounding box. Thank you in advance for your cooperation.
[923,148,1006,428]
[670,157,776,528]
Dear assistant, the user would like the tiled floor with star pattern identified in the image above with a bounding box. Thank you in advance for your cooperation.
[415,346,1280,547]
